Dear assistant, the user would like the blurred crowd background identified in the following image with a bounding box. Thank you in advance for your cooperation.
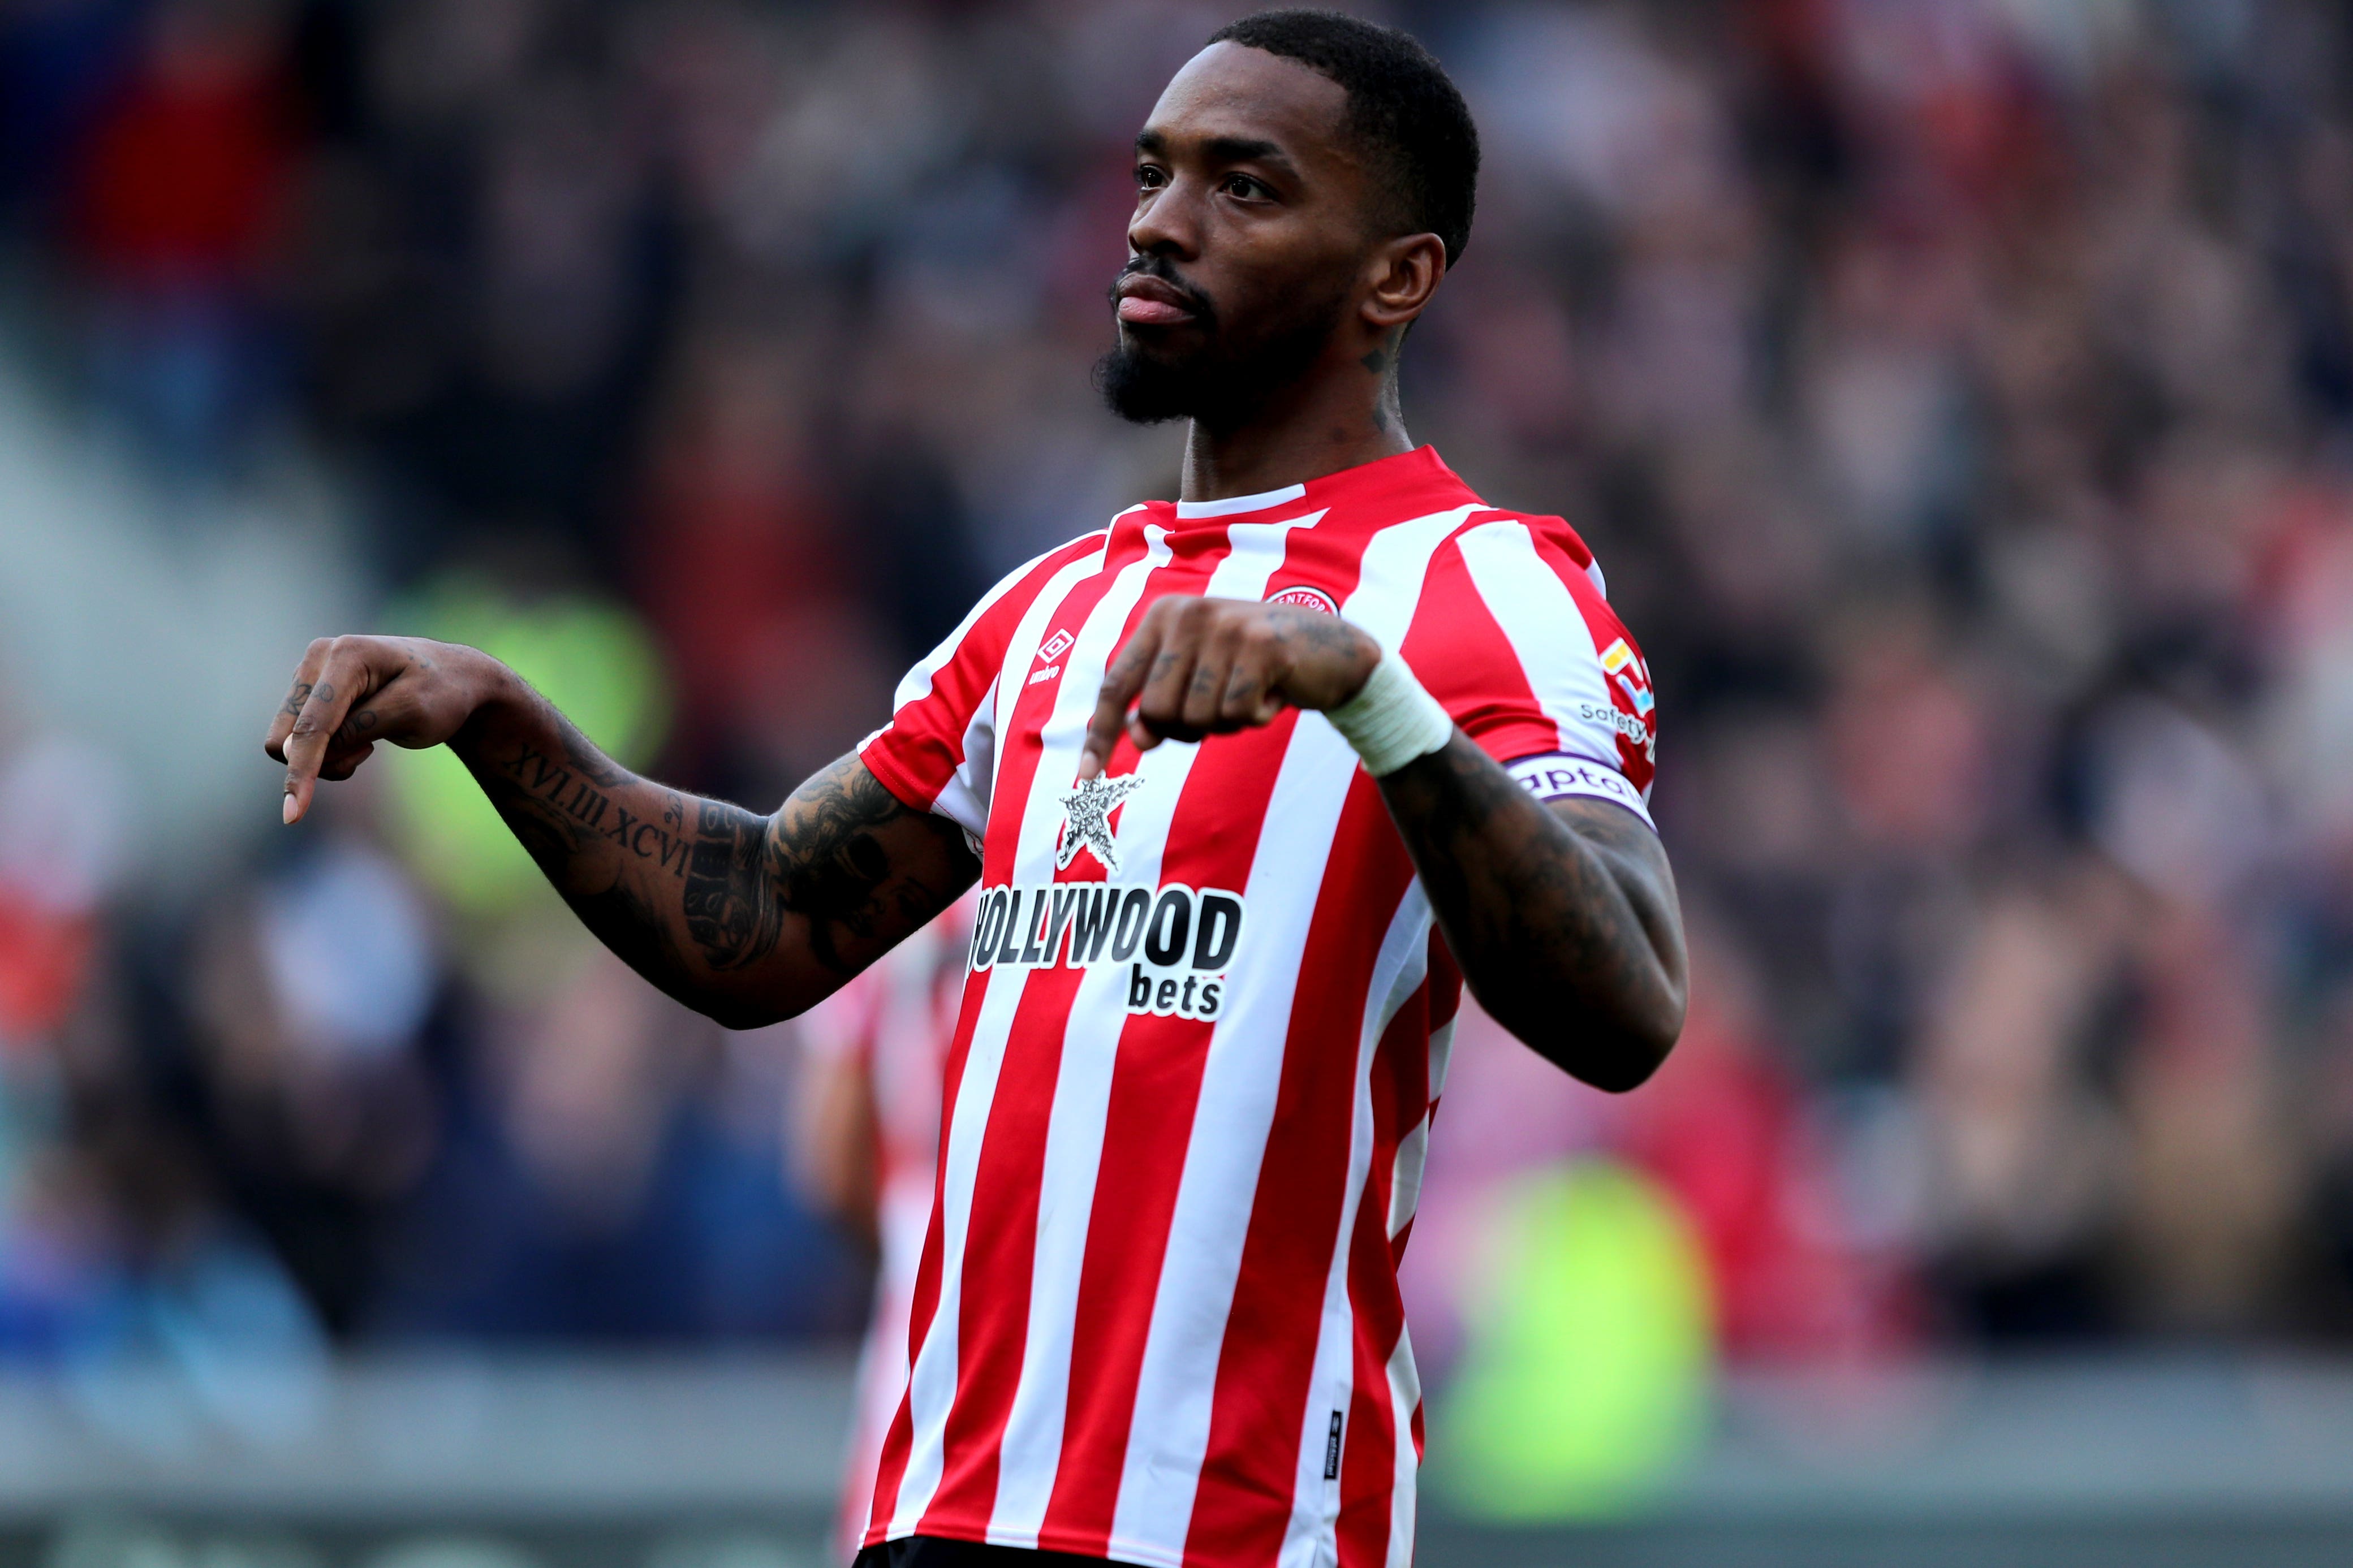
[5,0,2353,1452]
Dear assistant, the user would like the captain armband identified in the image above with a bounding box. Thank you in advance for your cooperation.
[1505,753,1655,828]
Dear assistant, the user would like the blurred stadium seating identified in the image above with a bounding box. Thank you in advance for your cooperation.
[6,0,2353,1561]
[2,1352,2352,1566]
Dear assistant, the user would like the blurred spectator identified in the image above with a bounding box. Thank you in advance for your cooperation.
[0,734,128,1043]
[70,0,296,478]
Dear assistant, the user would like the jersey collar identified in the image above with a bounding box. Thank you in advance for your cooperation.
[1163,446,1475,526]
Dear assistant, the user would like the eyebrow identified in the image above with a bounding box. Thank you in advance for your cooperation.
[1134,130,1301,180]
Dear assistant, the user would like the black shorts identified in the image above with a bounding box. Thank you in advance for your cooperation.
[851,1538,1142,1568]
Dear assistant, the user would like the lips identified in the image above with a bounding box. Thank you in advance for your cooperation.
[1116,273,1199,327]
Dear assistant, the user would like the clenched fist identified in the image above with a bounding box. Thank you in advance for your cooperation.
[1078,595,1381,779]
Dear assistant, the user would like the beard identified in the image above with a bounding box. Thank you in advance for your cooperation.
[1096,257,1351,431]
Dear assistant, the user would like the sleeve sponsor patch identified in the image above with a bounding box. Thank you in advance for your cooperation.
[1506,753,1654,827]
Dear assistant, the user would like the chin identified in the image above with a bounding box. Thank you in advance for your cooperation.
[1095,339,1217,426]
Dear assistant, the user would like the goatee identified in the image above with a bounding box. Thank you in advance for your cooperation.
[1095,339,1210,425]
[1097,261,1347,431]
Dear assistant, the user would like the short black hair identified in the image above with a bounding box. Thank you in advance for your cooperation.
[1206,9,1480,268]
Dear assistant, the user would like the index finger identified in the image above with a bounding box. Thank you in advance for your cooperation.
[280,643,372,823]
[1079,621,1160,780]
[264,640,332,762]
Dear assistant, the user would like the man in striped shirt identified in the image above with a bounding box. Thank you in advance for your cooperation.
[265,11,1687,1567]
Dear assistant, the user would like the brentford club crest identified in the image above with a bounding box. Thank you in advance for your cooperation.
[1058,774,1144,875]
[1266,584,1339,616]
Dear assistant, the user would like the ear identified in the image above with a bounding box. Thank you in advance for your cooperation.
[1361,232,1447,334]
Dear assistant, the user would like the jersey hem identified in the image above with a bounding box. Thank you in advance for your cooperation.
[863,1522,1191,1568]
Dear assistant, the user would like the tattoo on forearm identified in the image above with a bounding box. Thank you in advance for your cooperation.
[472,702,971,994]
[769,762,933,971]
[682,760,955,975]
[492,725,696,878]
[683,800,784,970]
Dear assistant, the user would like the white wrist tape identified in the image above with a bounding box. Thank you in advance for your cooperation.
[1327,653,1454,777]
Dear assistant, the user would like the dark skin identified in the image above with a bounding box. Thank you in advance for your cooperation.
[264,41,1686,1086]
[1113,43,1429,491]
[266,643,972,1028]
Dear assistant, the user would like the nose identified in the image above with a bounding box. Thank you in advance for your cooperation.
[1127,175,1201,262]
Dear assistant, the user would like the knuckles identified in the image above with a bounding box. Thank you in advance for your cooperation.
[1111,598,1311,727]
[1136,688,1183,722]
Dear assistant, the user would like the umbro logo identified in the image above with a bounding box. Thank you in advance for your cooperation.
[1038,629,1075,663]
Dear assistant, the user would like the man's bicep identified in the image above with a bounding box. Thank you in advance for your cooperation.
[1546,793,1671,883]
[1546,793,1683,957]
[769,753,982,982]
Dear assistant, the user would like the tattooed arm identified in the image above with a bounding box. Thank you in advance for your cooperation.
[1374,739,1684,1090]
[264,636,977,1026]
[1080,595,1685,1090]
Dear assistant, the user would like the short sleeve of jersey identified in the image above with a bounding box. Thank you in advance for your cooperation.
[1401,513,1658,828]
[857,533,1104,840]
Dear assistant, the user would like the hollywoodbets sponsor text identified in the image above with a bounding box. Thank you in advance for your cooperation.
[969,882,1243,1021]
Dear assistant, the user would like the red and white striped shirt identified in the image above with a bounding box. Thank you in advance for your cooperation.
[854,447,1657,1568]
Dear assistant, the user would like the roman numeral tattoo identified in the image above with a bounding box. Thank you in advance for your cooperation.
[499,737,697,878]
[471,701,969,996]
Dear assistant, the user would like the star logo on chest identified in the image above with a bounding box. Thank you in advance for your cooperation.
[1057,774,1145,876]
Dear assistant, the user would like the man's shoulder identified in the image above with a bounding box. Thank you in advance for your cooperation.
[1032,524,1120,576]
[973,526,1119,615]
[1348,457,1600,576]
[1451,503,1597,563]
[1400,500,1612,608]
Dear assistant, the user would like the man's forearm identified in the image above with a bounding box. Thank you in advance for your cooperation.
[264,633,973,1022]
[1376,733,1686,1090]
[449,677,777,1012]
[449,674,979,1027]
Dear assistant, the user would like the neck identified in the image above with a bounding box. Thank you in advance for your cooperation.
[1178,356,1411,503]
